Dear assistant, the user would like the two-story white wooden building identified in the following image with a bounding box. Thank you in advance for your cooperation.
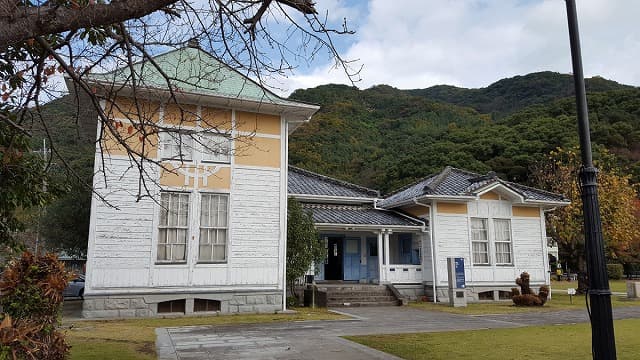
[78,45,319,318]
[79,45,568,317]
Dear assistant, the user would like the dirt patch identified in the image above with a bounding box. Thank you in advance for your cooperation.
[136,341,156,356]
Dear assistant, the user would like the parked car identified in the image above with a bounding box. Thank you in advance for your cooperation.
[63,274,85,299]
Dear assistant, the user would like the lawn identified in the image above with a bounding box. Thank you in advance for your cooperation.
[64,307,347,360]
[346,318,640,360]
[409,291,640,315]
[551,279,628,293]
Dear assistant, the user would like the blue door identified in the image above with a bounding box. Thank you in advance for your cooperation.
[366,237,379,282]
[343,237,360,281]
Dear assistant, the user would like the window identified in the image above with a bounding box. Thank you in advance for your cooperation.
[160,131,193,161]
[194,299,221,312]
[198,193,228,262]
[494,219,513,264]
[157,192,189,262]
[157,299,185,314]
[471,218,489,265]
[201,134,231,163]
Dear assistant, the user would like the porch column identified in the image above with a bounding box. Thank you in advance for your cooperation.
[377,231,384,283]
[383,230,391,282]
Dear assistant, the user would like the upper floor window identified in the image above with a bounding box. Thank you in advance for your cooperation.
[160,132,193,161]
[201,134,231,163]
[157,192,189,262]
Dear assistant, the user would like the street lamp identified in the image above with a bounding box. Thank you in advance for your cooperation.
[564,1,616,358]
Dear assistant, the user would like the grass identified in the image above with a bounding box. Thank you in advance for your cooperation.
[65,307,346,360]
[346,318,640,360]
[409,292,640,315]
[551,279,628,293]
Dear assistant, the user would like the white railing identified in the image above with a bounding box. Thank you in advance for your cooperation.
[384,264,423,283]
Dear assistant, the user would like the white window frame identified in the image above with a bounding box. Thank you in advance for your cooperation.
[199,133,231,164]
[159,131,193,161]
[471,218,490,265]
[157,191,190,263]
[198,192,229,263]
[493,219,513,265]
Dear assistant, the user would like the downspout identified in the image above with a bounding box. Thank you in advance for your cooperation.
[414,199,437,303]
[282,120,289,312]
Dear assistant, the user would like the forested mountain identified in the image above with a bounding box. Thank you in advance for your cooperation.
[407,71,632,118]
[289,74,640,193]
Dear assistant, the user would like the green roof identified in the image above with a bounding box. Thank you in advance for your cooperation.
[85,46,308,108]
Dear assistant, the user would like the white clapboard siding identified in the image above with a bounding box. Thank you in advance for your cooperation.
[88,157,157,289]
[435,215,470,286]
[512,217,545,282]
[422,232,434,281]
[227,167,281,285]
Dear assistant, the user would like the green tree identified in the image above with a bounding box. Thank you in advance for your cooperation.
[532,147,640,278]
[286,198,323,300]
[0,118,51,250]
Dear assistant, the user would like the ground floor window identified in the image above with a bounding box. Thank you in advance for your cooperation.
[157,192,189,262]
[157,299,186,313]
[194,299,221,312]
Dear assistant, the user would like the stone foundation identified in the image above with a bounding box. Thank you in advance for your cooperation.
[82,291,283,318]
[424,285,547,303]
[393,284,425,301]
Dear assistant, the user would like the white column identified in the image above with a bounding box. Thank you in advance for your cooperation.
[384,231,390,283]
[377,231,384,283]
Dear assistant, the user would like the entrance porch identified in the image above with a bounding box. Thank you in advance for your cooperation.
[314,230,427,285]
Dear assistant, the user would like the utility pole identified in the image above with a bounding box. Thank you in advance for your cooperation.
[564,1,616,358]
[33,138,51,256]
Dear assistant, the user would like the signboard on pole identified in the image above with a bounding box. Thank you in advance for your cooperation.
[455,257,465,289]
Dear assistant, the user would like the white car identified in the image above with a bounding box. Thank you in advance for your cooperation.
[63,275,85,299]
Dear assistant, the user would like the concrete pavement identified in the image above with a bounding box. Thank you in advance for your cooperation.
[155,305,640,359]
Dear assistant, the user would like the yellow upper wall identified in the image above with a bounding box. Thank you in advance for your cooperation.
[201,107,232,131]
[103,99,282,167]
[512,206,541,218]
[437,202,468,214]
[105,97,160,122]
[479,191,500,200]
[236,111,281,135]
[101,122,158,158]
[235,137,281,168]
[163,103,198,127]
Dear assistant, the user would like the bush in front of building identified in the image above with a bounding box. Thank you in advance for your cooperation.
[0,252,71,359]
[511,272,549,306]
[607,264,624,280]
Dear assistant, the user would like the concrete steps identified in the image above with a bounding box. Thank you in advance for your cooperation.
[319,284,401,307]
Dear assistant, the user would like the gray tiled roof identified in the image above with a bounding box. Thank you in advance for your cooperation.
[301,203,423,227]
[379,166,569,208]
[288,166,379,199]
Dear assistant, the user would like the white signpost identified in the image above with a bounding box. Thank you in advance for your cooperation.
[568,288,576,304]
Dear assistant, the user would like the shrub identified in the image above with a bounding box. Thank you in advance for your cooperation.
[286,296,298,308]
[607,264,624,280]
[0,252,71,359]
[511,272,548,306]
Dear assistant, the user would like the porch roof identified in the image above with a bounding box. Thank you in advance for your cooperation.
[289,166,380,199]
[301,203,423,227]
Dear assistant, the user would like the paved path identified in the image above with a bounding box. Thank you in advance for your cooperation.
[157,306,640,360]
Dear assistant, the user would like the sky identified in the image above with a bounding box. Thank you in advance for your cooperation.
[278,0,640,95]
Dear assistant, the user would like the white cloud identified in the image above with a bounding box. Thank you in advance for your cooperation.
[281,0,640,94]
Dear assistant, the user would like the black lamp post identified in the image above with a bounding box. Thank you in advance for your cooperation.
[564,1,616,358]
